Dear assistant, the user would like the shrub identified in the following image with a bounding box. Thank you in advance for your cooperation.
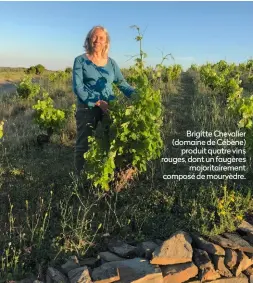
[185,184,251,236]
[32,92,66,133]
[34,64,45,75]
[25,66,36,75]
[65,67,72,74]
[16,76,40,100]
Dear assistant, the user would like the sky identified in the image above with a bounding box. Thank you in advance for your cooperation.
[0,1,252,71]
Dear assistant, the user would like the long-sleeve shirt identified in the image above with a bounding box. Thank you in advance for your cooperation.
[72,53,135,108]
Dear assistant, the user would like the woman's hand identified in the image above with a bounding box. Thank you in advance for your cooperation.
[95,100,109,114]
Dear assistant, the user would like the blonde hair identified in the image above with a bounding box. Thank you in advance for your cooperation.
[84,26,110,58]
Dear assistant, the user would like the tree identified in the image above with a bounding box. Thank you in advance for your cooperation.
[35,64,45,75]
[65,67,72,74]
[25,66,36,74]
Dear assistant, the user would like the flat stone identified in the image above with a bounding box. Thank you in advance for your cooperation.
[46,267,68,283]
[162,262,198,283]
[238,220,253,235]
[212,255,233,277]
[131,273,163,283]
[224,249,238,269]
[209,278,248,283]
[238,273,248,278]
[201,268,221,282]
[234,251,253,277]
[209,235,239,250]
[107,239,137,258]
[244,266,253,276]
[98,252,125,262]
[79,257,100,268]
[242,234,253,245]
[154,239,164,246]
[193,249,213,269]
[68,266,92,283]
[223,233,253,253]
[246,252,253,260]
[91,258,161,283]
[239,272,249,278]
[61,256,80,274]
[191,234,225,255]
[92,266,119,283]
[193,249,220,281]
[151,231,193,265]
[137,241,159,260]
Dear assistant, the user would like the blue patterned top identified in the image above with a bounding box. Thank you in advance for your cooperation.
[72,54,135,108]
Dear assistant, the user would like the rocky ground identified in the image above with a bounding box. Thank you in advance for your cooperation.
[17,220,253,283]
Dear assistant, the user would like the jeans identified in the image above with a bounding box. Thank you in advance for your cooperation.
[74,103,105,175]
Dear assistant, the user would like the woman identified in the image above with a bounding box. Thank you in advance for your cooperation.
[72,25,136,174]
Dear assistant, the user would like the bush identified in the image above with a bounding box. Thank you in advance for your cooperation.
[16,76,40,99]
[65,67,72,74]
[34,64,45,75]
[32,92,67,133]
[25,64,45,75]
[25,66,36,75]
[48,71,70,83]
[185,184,252,236]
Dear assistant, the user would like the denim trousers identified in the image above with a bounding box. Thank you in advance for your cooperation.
[74,103,106,174]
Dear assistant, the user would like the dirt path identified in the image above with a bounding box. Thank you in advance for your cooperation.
[0,80,17,93]
[162,71,195,142]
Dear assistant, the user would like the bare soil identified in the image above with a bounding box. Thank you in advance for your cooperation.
[0,80,17,93]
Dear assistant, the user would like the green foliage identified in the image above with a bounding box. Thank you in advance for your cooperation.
[25,64,45,75]
[197,60,253,153]
[16,76,40,100]
[197,59,253,153]
[246,59,253,70]
[25,66,36,75]
[200,64,226,92]
[48,71,71,82]
[83,26,164,191]
[185,184,251,236]
[199,61,241,95]
[165,64,182,82]
[34,64,45,75]
[65,67,72,74]
[238,63,246,72]
[32,92,66,133]
[190,64,199,71]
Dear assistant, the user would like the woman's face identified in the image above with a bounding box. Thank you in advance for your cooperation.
[90,29,107,53]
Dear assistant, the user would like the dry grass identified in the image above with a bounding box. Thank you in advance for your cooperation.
[0,70,55,83]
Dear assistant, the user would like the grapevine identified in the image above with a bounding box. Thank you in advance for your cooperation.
[16,76,40,100]
[33,92,66,134]
[198,60,253,154]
